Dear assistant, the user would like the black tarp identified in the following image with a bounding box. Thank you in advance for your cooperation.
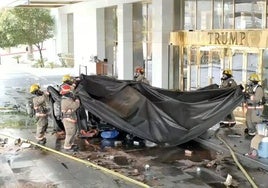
[74,75,244,146]
[47,86,65,132]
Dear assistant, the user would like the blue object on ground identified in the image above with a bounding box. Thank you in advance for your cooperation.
[258,137,268,158]
[101,130,119,139]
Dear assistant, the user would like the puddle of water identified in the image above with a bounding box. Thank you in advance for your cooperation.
[161,166,184,176]
[125,140,216,165]
[187,167,225,185]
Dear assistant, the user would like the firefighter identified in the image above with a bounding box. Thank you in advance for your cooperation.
[62,74,74,85]
[61,74,80,90]
[60,84,80,151]
[134,66,149,84]
[219,69,237,128]
[30,84,50,145]
[245,73,265,136]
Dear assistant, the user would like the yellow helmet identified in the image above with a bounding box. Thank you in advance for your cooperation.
[62,74,72,83]
[30,84,40,93]
[249,73,260,82]
[223,69,232,76]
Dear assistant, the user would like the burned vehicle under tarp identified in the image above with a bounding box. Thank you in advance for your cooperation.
[56,74,242,146]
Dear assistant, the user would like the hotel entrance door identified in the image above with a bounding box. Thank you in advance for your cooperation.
[176,47,261,91]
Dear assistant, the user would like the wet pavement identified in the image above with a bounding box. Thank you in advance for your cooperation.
[0,129,140,188]
[1,121,268,188]
[1,62,268,187]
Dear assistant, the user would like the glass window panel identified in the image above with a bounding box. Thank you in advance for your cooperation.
[190,47,197,90]
[184,0,196,30]
[247,53,259,79]
[235,0,265,29]
[133,2,152,84]
[267,2,268,28]
[197,0,212,30]
[143,3,152,83]
[183,47,188,91]
[214,0,223,29]
[105,7,117,76]
[232,52,243,84]
[200,51,209,87]
[224,0,234,29]
[262,50,268,97]
[211,51,221,85]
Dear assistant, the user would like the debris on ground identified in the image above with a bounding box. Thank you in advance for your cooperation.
[184,149,193,156]
[224,174,233,186]
[14,138,21,145]
[20,142,31,148]
[228,133,242,138]
[0,137,8,147]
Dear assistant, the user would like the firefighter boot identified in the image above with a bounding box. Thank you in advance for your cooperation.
[37,138,47,145]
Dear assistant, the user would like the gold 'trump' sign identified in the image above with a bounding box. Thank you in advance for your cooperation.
[170,30,268,48]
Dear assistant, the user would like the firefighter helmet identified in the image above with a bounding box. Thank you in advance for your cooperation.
[30,84,40,94]
[62,74,72,83]
[60,84,72,95]
[249,73,260,82]
[135,66,145,74]
[222,69,232,76]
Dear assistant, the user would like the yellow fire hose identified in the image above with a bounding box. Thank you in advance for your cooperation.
[0,132,150,188]
[215,130,258,188]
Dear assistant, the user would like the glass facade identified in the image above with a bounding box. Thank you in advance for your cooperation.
[197,0,212,30]
[133,2,152,83]
[184,0,196,30]
[179,0,268,92]
[214,0,223,29]
[105,6,117,76]
[184,0,267,30]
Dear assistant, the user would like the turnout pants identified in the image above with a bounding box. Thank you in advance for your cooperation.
[246,108,263,132]
[62,119,77,149]
[36,116,48,140]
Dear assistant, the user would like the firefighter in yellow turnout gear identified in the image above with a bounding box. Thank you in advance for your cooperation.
[245,73,265,136]
[60,84,80,151]
[30,84,50,145]
[219,69,237,128]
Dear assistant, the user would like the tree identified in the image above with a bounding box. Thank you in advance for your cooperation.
[0,8,55,67]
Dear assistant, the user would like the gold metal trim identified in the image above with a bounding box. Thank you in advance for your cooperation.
[170,30,268,49]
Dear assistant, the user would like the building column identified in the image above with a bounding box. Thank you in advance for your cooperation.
[152,0,174,88]
[96,8,106,61]
[117,3,133,80]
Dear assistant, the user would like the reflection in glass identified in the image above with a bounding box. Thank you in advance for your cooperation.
[190,47,197,90]
[105,6,117,76]
[184,0,196,30]
[200,51,209,87]
[263,49,268,97]
[133,2,152,83]
[232,52,243,85]
[224,0,234,29]
[247,53,258,81]
[213,0,223,29]
[235,0,265,29]
[211,51,221,85]
[183,47,188,91]
[197,0,212,30]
